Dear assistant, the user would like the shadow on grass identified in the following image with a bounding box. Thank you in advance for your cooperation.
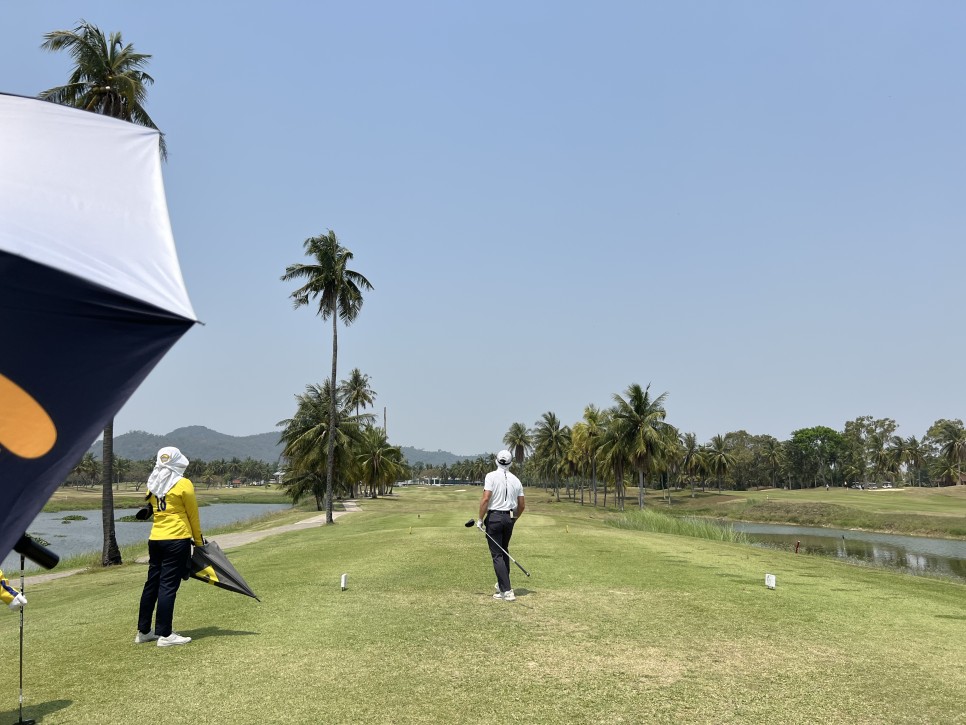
[0,698,71,723]
[180,625,259,640]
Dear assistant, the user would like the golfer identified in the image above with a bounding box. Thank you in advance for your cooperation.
[478,450,525,601]
[135,447,203,647]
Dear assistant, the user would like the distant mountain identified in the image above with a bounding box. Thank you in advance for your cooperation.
[89,426,284,464]
[399,447,488,467]
[89,427,483,467]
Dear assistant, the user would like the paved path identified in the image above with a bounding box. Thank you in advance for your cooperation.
[21,501,362,586]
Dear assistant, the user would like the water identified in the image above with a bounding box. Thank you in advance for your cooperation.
[1,503,291,572]
[718,519,966,582]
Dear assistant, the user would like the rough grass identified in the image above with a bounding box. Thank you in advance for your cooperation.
[607,507,751,542]
[2,487,965,724]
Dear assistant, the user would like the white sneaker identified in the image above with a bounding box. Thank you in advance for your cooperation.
[492,591,504,600]
[157,632,191,647]
[134,630,158,644]
[503,590,516,602]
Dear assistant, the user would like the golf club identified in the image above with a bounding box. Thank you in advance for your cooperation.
[13,551,34,725]
[464,519,531,577]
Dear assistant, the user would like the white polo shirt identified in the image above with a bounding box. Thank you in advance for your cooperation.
[484,466,524,511]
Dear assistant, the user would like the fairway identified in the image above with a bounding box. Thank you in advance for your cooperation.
[1,486,964,724]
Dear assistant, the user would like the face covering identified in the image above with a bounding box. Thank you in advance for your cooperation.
[146,446,189,498]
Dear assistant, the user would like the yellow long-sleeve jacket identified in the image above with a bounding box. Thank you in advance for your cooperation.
[149,477,203,545]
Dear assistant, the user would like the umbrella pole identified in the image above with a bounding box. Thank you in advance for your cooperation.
[12,553,35,725]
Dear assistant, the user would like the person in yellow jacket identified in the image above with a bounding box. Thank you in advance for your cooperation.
[135,447,203,647]
[0,570,26,610]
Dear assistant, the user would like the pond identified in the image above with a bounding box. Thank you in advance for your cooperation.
[1,503,291,572]
[718,519,966,583]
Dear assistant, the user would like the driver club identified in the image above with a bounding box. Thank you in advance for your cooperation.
[464,519,531,577]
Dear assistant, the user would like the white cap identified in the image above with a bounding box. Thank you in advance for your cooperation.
[496,450,512,466]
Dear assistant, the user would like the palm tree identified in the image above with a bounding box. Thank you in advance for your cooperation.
[355,426,404,498]
[339,368,376,418]
[760,437,785,489]
[904,436,926,487]
[277,382,370,509]
[935,421,966,486]
[580,405,605,506]
[282,231,373,523]
[503,422,532,466]
[41,20,166,566]
[678,432,697,497]
[72,452,99,487]
[40,21,166,158]
[885,436,907,485]
[611,383,670,509]
[532,412,571,501]
[707,434,735,492]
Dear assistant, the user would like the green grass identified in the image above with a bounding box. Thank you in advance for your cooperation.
[2,486,965,724]
[662,486,966,538]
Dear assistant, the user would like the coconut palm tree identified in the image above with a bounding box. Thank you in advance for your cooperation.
[282,231,373,523]
[885,436,907,485]
[277,381,370,509]
[40,20,167,565]
[759,437,785,489]
[904,436,926,487]
[680,432,699,497]
[72,452,99,487]
[503,422,532,465]
[611,383,670,509]
[532,411,571,501]
[355,426,404,498]
[40,21,166,157]
[934,420,966,486]
[707,434,735,492]
[339,368,376,418]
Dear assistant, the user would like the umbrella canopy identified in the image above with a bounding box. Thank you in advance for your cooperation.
[189,541,259,600]
[0,93,197,561]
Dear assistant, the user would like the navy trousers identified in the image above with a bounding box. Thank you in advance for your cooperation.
[138,538,191,637]
[485,510,515,593]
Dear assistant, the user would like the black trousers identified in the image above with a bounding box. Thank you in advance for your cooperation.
[485,510,515,593]
[138,538,191,637]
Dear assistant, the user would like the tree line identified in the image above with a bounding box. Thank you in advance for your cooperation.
[415,388,966,512]
[68,453,277,490]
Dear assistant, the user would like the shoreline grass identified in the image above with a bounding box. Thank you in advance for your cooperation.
[606,507,751,543]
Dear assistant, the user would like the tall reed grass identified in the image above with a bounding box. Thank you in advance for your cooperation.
[608,508,750,542]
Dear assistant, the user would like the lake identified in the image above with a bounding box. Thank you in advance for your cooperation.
[718,519,966,583]
[1,503,291,572]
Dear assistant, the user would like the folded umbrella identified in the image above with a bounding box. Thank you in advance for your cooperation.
[189,541,259,600]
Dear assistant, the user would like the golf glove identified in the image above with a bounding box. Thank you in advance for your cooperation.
[8,592,26,610]
[476,519,485,532]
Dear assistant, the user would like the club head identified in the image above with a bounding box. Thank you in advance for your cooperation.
[464,519,476,528]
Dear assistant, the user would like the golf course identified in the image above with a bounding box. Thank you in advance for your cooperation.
[1,485,964,724]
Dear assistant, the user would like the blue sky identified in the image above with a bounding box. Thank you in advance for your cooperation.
[3,3,964,456]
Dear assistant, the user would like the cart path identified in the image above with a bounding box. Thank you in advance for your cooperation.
[20,500,362,586]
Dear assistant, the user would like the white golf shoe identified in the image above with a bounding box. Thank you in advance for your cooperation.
[157,632,191,647]
[503,590,516,602]
[134,630,159,644]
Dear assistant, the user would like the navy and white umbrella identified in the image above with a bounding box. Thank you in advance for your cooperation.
[0,93,197,562]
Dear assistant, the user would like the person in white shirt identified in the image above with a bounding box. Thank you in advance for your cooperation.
[478,450,525,601]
